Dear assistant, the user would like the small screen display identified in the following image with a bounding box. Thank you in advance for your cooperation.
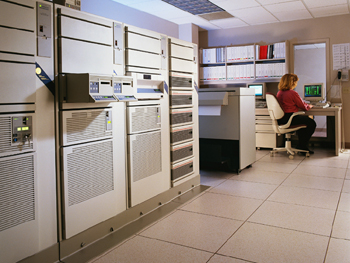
[249,84,263,96]
[304,84,322,98]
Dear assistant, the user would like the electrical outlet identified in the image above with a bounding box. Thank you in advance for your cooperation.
[343,87,350,94]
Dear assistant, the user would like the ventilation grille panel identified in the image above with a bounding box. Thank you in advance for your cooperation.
[171,126,193,144]
[171,159,193,181]
[170,94,193,107]
[66,140,114,206]
[170,76,192,88]
[128,106,161,134]
[0,154,35,232]
[171,143,193,163]
[170,110,193,126]
[65,110,112,145]
[0,116,34,156]
[131,131,162,182]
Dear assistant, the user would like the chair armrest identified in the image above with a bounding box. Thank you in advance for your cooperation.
[279,111,305,129]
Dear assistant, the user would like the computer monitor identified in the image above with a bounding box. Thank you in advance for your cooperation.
[303,83,324,102]
[247,83,266,100]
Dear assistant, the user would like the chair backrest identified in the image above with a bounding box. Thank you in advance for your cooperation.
[266,93,284,134]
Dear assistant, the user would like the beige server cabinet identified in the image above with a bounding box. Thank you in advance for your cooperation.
[0,1,57,263]
[125,25,171,206]
[55,6,128,241]
[169,38,200,186]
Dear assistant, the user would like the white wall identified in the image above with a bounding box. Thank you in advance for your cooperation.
[82,0,179,38]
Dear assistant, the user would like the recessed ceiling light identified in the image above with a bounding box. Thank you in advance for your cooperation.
[161,0,224,15]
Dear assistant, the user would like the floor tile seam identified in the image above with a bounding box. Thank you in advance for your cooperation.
[134,234,218,254]
[280,184,342,193]
[289,172,347,180]
[213,253,257,263]
[176,208,247,222]
[322,175,349,263]
[329,177,349,236]
[203,190,270,201]
[264,199,339,212]
[328,236,350,242]
[207,191,270,201]
[208,175,289,257]
[245,221,332,238]
[88,235,139,263]
[227,178,287,186]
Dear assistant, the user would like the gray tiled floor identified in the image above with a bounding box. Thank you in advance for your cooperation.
[90,148,350,263]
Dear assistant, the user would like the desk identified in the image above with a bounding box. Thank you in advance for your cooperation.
[307,107,342,156]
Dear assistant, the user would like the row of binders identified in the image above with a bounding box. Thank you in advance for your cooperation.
[200,64,255,81]
[201,47,226,63]
[227,45,254,62]
[201,42,286,64]
[200,63,285,81]
[256,63,285,79]
[256,42,286,60]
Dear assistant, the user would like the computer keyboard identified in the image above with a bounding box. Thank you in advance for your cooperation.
[312,102,330,108]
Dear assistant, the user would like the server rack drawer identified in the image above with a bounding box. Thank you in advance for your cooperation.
[170,125,193,144]
[170,91,193,108]
[171,141,193,163]
[171,157,194,181]
[170,108,193,126]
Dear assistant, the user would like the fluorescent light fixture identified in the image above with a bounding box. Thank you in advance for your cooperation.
[161,0,224,15]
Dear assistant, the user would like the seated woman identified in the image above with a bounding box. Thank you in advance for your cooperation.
[277,73,316,154]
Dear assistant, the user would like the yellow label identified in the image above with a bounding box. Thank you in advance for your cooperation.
[36,67,42,75]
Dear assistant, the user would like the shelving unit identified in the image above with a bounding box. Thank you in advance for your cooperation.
[199,41,289,85]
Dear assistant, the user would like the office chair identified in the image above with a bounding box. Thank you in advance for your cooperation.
[265,93,310,159]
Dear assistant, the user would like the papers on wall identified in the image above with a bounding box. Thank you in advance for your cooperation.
[333,43,350,70]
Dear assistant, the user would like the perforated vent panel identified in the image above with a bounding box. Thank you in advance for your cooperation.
[170,76,192,88]
[131,131,162,182]
[171,127,193,144]
[170,110,193,126]
[170,94,193,107]
[171,144,193,163]
[171,159,193,181]
[0,154,35,232]
[65,110,112,145]
[66,140,114,206]
[0,116,34,156]
[128,106,161,134]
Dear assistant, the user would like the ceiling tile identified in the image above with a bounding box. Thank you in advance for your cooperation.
[209,17,249,28]
[265,1,306,13]
[111,0,150,5]
[168,16,221,30]
[309,4,349,17]
[303,0,347,9]
[256,0,293,4]
[228,6,279,25]
[214,0,260,11]
[273,9,313,21]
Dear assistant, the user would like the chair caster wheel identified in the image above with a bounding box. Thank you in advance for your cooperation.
[270,152,274,157]
[306,152,310,157]
[289,155,294,160]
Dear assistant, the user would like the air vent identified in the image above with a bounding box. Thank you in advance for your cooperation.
[131,131,162,182]
[198,11,234,21]
[66,140,114,206]
[0,154,35,232]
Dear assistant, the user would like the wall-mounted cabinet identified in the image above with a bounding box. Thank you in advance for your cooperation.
[199,41,289,85]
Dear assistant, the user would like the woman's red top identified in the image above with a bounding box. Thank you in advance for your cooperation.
[277,89,311,113]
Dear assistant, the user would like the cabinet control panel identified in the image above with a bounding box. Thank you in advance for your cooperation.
[12,116,33,145]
